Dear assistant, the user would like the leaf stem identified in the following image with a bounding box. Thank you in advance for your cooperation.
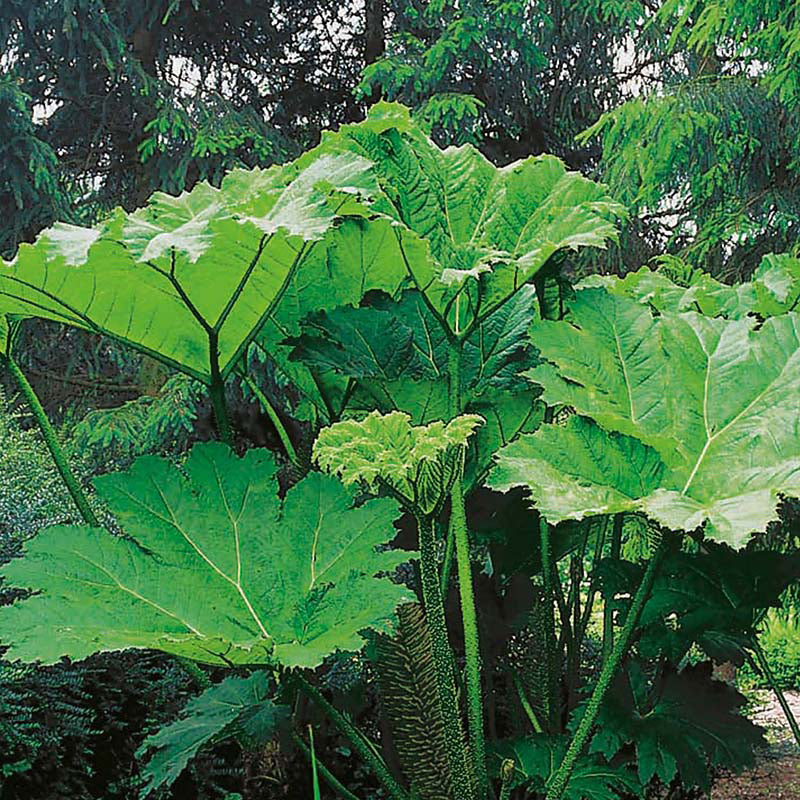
[3,354,99,526]
[208,331,233,445]
[242,374,300,468]
[450,475,488,795]
[440,518,455,595]
[447,341,487,796]
[294,674,409,800]
[292,729,361,800]
[545,537,668,800]
[512,672,544,734]
[417,515,475,800]
[602,513,624,664]
[539,517,560,731]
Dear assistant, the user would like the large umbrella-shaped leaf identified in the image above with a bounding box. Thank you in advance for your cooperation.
[489,288,800,546]
[254,103,622,422]
[325,104,625,333]
[0,147,381,383]
[0,443,412,668]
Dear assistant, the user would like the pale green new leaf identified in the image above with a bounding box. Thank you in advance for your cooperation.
[0,443,412,667]
[314,410,483,514]
[138,671,287,798]
[490,288,800,545]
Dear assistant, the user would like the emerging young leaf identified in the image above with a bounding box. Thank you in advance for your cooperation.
[138,671,287,798]
[314,410,483,515]
[375,603,454,800]
[0,443,412,668]
[490,288,800,545]
[588,661,764,789]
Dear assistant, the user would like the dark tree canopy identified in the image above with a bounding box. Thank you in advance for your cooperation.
[3,0,800,274]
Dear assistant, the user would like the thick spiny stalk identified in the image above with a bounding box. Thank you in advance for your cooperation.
[447,341,488,796]
[539,517,560,731]
[545,539,667,800]
[602,513,624,664]
[417,515,475,800]
[4,354,99,526]
[450,475,488,794]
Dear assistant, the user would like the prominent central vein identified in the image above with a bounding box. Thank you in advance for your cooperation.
[613,321,637,424]
[127,479,272,641]
[681,340,793,495]
[681,345,713,494]
[308,505,324,590]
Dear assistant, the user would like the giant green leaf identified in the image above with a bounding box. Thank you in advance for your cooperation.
[138,671,287,797]
[490,287,800,545]
[328,105,625,332]
[257,102,621,422]
[580,265,757,318]
[582,252,800,319]
[0,443,412,667]
[0,142,383,384]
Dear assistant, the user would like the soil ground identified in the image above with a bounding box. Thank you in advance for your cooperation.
[709,690,800,799]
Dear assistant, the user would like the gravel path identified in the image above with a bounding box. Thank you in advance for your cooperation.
[709,690,800,799]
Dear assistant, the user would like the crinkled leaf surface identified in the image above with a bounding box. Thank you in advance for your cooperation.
[0,443,412,667]
[495,733,640,799]
[138,671,287,797]
[315,410,483,514]
[250,102,619,421]
[589,662,763,789]
[490,288,800,545]
[330,106,624,329]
